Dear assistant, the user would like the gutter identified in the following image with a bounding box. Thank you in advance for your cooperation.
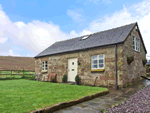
[115,44,119,90]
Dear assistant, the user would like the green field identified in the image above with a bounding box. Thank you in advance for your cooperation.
[0,79,108,113]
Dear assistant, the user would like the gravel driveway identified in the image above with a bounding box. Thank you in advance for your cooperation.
[107,86,150,113]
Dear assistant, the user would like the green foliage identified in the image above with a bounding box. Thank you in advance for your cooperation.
[75,75,80,84]
[127,56,134,64]
[62,74,67,83]
[0,79,107,113]
[102,109,108,113]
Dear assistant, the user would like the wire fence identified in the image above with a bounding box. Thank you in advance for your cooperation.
[0,69,35,80]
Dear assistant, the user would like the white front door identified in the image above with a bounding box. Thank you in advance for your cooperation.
[68,58,77,82]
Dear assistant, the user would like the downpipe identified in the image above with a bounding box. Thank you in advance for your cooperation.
[115,44,119,90]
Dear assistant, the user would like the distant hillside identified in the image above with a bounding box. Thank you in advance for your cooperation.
[0,56,35,71]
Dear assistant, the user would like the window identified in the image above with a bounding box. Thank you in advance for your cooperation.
[91,55,104,70]
[133,36,140,52]
[42,61,47,71]
[81,35,89,40]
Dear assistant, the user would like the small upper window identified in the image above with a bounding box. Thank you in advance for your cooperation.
[81,35,89,40]
[135,26,138,30]
[91,55,104,70]
[42,61,47,71]
[133,36,140,52]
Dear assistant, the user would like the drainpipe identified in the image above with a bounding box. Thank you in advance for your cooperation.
[115,44,119,90]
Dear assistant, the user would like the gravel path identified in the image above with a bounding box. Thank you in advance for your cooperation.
[107,86,150,113]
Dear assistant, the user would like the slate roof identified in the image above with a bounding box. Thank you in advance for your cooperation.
[35,22,146,58]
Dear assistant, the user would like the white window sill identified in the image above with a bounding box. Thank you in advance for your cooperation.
[134,50,140,53]
[41,70,48,73]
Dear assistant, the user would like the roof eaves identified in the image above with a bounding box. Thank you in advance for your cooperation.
[123,22,147,54]
[136,23,147,54]
[123,22,137,42]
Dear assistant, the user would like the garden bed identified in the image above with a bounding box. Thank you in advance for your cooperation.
[0,79,108,113]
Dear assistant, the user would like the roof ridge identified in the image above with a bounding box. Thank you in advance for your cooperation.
[55,34,91,44]
[56,37,80,43]
[55,22,137,43]
[87,22,137,36]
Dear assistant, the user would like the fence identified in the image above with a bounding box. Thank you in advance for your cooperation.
[0,69,35,79]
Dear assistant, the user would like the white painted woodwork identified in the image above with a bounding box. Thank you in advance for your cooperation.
[68,58,77,82]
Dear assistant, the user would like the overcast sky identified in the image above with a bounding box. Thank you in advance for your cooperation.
[0,0,150,59]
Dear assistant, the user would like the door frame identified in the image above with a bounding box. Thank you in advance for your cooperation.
[67,58,78,82]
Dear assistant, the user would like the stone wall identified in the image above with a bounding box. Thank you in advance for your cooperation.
[122,26,146,87]
[35,44,124,87]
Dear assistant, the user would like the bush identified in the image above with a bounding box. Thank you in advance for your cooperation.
[75,75,80,85]
[127,56,134,64]
[62,74,67,83]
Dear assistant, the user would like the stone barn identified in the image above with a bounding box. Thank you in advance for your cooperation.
[34,22,147,88]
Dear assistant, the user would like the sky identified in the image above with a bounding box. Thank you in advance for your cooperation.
[0,0,150,60]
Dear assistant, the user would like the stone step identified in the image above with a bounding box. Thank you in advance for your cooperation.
[67,82,75,85]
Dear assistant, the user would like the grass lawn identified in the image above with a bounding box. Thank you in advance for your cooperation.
[0,79,108,113]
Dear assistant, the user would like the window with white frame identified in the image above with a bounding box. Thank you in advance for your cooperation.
[133,36,140,52]
[91,55,104,69]
[42,61,47,71]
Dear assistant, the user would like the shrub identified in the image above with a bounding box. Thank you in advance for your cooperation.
[62,74,67,83]
[75,75,80,85]
[127,56,134,64]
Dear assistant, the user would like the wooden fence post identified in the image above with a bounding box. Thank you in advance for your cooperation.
[23,69,24,77]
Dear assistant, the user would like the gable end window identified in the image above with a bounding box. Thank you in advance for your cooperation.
[133,36,140,52]
[91,55,104,70]
[42,61,47,71]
